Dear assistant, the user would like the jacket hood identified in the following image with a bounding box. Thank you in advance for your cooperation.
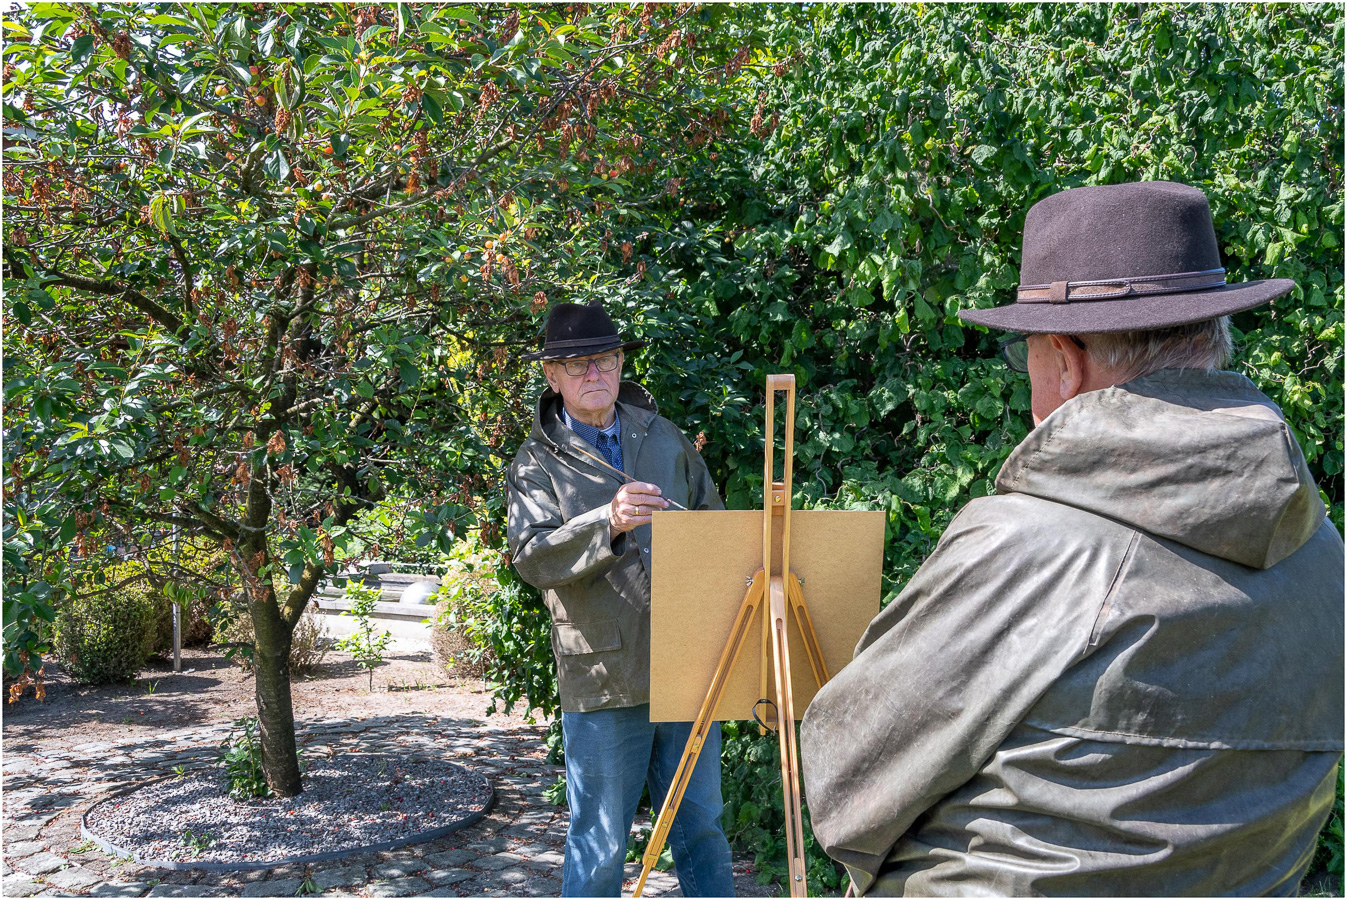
[530,380,659,449]
[996,369,1325,570]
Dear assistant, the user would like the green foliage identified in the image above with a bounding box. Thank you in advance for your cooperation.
[718,721,846,892]
[177,829,215,859]
[1309,766,1345,893]
[52,564,159,684]
[217,715,270,800]
[543,774,567,806]
[435,537,558,721]
[636,4,1341,887]
[334,579,391,691]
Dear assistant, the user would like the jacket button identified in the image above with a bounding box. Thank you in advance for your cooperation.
[643,547,650,553]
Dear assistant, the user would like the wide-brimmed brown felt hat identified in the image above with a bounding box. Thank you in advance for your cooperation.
[521,302,645,360]
[959,181,1294,334]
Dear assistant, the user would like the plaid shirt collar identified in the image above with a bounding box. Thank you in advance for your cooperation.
[563,407,623,469]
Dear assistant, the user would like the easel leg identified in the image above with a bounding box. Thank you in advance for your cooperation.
[787,574,830,688]
[633,573,766,898]
[768,577,809,898]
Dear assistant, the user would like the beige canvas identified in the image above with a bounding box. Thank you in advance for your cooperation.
[649,509,884,722]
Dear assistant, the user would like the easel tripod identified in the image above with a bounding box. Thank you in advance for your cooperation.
[634,374,828,898]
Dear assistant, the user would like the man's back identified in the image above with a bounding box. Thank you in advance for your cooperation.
[801,370,1344,896]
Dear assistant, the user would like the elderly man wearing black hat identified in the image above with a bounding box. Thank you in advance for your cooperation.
[799,181,1344,896]
[507,303,735,897]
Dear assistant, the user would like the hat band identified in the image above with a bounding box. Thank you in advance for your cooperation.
[1017,268,1226,305]
[541,336,622,349]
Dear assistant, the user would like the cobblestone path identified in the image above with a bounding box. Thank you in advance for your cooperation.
[2,715,777,898]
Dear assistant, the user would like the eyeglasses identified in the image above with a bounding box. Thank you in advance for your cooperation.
[998,334,1087,373]
[557,352,621,377]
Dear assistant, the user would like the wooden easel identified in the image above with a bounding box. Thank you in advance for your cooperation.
[633,374,827,898]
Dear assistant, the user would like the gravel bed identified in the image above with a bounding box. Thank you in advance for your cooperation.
[83,754,492,868]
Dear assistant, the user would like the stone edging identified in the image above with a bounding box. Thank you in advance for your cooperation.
[79,769,495,872]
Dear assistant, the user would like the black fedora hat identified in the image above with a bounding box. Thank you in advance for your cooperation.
[521,302,645,361]
[959,181,1294,334]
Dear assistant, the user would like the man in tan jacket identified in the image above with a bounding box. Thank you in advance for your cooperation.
[507,303,734,897]
[800,182,1343,895]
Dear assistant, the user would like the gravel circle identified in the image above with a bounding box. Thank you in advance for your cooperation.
[82,754,493,869]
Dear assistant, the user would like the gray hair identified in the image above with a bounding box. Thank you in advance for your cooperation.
[1080,316,1233,382]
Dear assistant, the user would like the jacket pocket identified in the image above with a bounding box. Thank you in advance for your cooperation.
[553,620,622,656]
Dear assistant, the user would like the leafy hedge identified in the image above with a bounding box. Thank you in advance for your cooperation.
[480,4,1343,892]
[53,562,159,684]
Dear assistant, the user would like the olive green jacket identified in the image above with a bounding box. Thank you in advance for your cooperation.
[800,369,1344,896]
[506,382,722,713]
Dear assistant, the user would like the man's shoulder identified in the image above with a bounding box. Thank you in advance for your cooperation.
[508,435,552,477]
[942,493,1137,557]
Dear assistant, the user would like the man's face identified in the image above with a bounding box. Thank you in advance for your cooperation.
[543,350,624,426]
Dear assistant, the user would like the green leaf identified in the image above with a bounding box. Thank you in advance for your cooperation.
[71,34,97,66]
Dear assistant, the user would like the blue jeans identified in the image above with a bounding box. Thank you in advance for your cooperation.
[560,704,735,897]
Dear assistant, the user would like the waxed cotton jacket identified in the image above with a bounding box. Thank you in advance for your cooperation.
[507,382,722,713]
[800,369,1344,897]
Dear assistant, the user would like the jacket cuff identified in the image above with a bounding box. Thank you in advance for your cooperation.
[570,503,624,573]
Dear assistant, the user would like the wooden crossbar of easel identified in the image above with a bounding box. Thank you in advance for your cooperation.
[633,375,827,898]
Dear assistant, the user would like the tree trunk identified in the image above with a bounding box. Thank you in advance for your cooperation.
[253,599,303,797]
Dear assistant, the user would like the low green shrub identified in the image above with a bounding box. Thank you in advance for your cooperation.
[218,716,272,800]
[431,538,499,678]
[53,570,158,684]
[434,537,557,722]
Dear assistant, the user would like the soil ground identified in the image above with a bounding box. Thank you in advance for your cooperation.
[3,646,529,754]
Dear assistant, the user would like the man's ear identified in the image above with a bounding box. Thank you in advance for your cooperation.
[541,361,559,392]
[1048,334,1087,402]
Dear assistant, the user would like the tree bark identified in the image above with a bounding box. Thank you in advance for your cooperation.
[252,596,303,797]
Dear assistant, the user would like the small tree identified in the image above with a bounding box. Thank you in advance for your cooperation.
[3,3,763,795]
[334,578,390,692]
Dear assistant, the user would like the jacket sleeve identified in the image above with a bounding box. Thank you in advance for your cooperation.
[798,497,1122,895]
[507,448,624,590]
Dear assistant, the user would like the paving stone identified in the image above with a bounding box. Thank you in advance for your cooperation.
[422,869,473,886]
[88,883,150,897]
[486,865,530,886]
[470,854,521,872]
[240,877,303,897]
[4,824,43,842]
[368,860,426,879]
[44,865,104,891]
[423,849,475,869]
[1,860,11,877]
[521,850,565,869]
[309,865,365,890]
[4,840,47,858]
[2,875,42,897]
[365,876,431,897]
[145,885,225,898]
[418,888,462,898]
[16,852,69,875]
[461,837,510,854]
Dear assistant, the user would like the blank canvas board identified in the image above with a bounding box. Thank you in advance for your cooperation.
[649,509,884,722]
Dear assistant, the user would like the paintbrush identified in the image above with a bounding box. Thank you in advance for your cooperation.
[567,443,691,511]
